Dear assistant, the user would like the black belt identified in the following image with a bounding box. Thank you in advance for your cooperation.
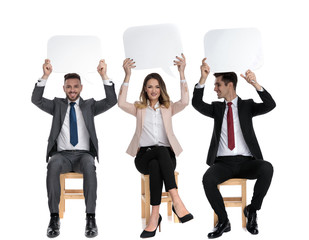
[216,155,254,161]
[140,145,171,152]
[61,150,90,153]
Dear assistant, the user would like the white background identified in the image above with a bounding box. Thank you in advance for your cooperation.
[0,0,308,239]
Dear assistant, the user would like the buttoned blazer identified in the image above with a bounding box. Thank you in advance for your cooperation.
[118,81,189,157]
[192,85,276,166]
[31,82,117,162]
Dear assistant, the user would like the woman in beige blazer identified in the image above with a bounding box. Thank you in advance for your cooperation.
[118,54,193,238]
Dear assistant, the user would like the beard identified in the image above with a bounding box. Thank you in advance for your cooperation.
[66,92,80,101]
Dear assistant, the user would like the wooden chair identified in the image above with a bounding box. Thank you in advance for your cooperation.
[214,178,247,228]
[141,172,179,224]
[59,172,84,218]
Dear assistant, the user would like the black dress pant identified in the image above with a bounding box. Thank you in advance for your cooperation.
[47,151,97,214]
[135,146,177,206]
[203,155,273,223]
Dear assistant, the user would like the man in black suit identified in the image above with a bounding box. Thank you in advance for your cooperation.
[192,58,276,238]
[32,59,117,238]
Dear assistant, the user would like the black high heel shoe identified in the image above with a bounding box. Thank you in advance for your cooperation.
[140,214,162,238]
[172,205,193,223]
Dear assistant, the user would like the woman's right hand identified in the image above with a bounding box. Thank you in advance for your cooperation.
[123,58,136,80]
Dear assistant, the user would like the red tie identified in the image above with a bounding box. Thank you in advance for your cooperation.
[227,102,235,150]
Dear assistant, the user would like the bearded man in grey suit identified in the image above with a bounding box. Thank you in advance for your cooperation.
[32,59,117,238]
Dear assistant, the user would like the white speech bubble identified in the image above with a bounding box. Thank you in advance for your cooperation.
[204,28,263,73]
[123,24,183,76]
[47,35,102,74]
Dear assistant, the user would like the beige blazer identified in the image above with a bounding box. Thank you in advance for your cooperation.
[118,81,189,157]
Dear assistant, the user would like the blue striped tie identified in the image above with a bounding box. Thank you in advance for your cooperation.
[69,102,78,146]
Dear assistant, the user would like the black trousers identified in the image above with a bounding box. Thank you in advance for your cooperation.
[47,151,97,214]
[203,155,273,222]
[135,146,177,206]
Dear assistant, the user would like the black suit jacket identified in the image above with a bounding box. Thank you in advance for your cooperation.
[192,85,276,166]
[31,82,117,162]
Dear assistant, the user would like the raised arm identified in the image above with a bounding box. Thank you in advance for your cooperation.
[171,53,189,115]
[240,70,276,116]
[31,59,54,115]
[192,58,215,118]
[94,59,117,116]
[118,58,137,116]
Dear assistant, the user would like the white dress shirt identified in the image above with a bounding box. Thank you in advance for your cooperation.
[139,101,170,147]
[56,97,90,151]
[217,96,252,157]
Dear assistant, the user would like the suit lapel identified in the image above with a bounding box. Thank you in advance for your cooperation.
[60,98,69,127]
[221,102,226,119]
[79,97,88,126]
[218,101,226,129]
[237,97,245,129]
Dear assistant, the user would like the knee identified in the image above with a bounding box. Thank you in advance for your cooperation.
[202,171,218,189]
[260,161,274,177]
[47,157,62,173]
[80,157,96,175]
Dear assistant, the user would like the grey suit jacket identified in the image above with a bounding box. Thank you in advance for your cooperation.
[31,82,117,162]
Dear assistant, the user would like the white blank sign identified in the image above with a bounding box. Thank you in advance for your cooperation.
[204,28,263,73]
[123,24,183,76]
[47,35,102,74]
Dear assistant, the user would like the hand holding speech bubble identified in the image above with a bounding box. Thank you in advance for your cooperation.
[123,24,183,77]
[47,35,102,74]
[204,28,263,74]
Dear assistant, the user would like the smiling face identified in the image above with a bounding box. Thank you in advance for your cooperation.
[144,78,161,104]
[214,76,233,100]
[63,78,83,102]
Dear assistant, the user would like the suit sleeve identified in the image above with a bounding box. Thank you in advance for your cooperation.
[252,88,276,117]
[31,83,54,115]
[94,82,118,116]
[192,84,215,118]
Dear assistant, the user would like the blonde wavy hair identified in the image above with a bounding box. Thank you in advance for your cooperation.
[134,73,170,109]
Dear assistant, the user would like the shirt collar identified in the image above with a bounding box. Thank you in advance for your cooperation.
[68,97,80,106]
[225,96,238,107]
[147,100,160,110]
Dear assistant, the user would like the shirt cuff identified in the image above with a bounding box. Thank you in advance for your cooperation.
[195,82,205,89]
[37,78,47,87]
[103,79,113,86]
[257,86,264,92]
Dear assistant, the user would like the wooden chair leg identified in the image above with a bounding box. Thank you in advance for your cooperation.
[59,174,65,218]
[145,175,151,225]
[241,180,247,228]
[214,213,219,227]
[167,198,172,216]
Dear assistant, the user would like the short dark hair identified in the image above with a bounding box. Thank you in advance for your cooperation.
[64,73,81,83]
[214,72,237,90]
